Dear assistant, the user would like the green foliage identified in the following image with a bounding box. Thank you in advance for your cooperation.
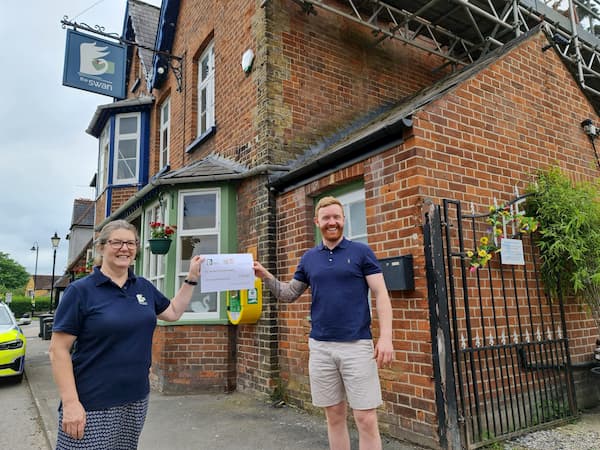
[0,252,30,291]
[525,167,600,332]
[4,295,52,317]
[270,377,285,403]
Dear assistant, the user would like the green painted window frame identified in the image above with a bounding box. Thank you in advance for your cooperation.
[138,183,236,326]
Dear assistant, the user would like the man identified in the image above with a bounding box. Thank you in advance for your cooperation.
[253,196,394,450]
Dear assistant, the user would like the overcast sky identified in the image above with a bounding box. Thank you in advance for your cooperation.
[0,0,160,277]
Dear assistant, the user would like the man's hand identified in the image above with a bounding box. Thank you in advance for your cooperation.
[374,337,394,369]
[253,261,272,280]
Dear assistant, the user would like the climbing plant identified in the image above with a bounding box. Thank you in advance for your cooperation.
[525,167,600,335]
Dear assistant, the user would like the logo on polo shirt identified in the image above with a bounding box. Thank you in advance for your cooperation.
[136,294,148,305]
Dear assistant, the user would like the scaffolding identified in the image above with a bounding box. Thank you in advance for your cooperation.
[292,0,600,109]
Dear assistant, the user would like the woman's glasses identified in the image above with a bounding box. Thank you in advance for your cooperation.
[106,239,138,250]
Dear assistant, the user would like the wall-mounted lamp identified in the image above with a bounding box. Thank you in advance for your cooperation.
[156,55,184,92]
[581,118,597,138]
[581,118,600,170]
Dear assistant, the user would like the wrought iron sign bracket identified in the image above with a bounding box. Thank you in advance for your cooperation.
[61,17,184,92]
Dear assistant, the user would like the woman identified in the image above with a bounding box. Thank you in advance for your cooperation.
[49,220,202,449]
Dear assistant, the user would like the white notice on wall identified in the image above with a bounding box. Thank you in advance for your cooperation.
[500,238,525,265]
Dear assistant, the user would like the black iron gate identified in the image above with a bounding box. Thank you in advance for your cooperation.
[424,198,578,449]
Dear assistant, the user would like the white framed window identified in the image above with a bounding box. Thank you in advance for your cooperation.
[336,188,371,312]
[97,122,110,194]
[197,42,215,136]
[114,113,140,184]
[159,97,170,168]
[86,249,94,271]
[337,188,367,244]
[144,201,167,291]
[178,188,220,319]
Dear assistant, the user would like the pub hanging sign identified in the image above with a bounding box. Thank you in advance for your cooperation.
[62,29,126,99]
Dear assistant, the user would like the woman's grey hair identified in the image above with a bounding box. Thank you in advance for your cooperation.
[93,220,139,264]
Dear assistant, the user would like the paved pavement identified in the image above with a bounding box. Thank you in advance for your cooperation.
[24,321,600,450]
[22,322,420,450]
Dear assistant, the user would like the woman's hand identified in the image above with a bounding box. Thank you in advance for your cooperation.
[62,400,86,439]
[186,255,203,282]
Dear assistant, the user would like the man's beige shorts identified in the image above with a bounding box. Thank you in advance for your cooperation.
[308,338,382,410]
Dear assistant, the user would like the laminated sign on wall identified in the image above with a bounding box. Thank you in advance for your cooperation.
[500,238,525,265]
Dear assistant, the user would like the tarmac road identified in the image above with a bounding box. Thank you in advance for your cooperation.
[0,375,48,449]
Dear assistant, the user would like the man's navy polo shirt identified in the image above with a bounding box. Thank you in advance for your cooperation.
[293,237,382,342]
[53,266,170,411]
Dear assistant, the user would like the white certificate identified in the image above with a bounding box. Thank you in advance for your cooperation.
[200,253,255,293]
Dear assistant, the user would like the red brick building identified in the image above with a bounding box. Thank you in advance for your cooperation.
[78,1,600,448]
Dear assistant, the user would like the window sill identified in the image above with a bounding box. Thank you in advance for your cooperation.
[157,318,229,326]
[185,126,216,154]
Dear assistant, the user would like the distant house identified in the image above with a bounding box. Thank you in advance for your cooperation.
[34,199,96,307]
[65,198,95,276]
[25,275,55,298]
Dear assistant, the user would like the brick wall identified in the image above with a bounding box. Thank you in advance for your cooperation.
[271,30,600,447]
[146,0,449,402]
[162,0,258,167]
[265,0,449,165]
[151,324,236,393]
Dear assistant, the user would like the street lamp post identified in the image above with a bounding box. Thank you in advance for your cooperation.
[30,242,39,317]
[50,232,61,313]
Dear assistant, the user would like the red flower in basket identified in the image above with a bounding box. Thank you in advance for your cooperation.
[149,222,177,239]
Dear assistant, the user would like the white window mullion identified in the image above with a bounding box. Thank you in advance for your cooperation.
[114,113,140,184]
[197,42,215,136]
[144,202,167,290]
[159,97,170,168]
[337,188,367,244]
[178,188,220,319]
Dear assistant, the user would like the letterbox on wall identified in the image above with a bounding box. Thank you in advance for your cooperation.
[379,255,414,291]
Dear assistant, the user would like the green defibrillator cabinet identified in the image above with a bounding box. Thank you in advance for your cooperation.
[226,278,262,324]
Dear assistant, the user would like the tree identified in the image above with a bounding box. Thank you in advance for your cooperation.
[0,252,30,292]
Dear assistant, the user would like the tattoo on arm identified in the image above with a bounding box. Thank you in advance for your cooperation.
[264,278,307,302]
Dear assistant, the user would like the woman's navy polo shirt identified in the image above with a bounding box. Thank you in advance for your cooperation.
[293,237,382,342]
[53,266,170,411]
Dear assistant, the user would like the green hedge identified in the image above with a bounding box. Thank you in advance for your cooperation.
[4,295,53,317]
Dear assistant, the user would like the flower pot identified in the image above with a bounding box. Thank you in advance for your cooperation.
[148,238,172,255]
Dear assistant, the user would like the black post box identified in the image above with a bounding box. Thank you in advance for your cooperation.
[379,255,414,291]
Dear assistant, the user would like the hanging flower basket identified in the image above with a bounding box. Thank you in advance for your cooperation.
[148,238,172,255]
[148,221,176,254]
